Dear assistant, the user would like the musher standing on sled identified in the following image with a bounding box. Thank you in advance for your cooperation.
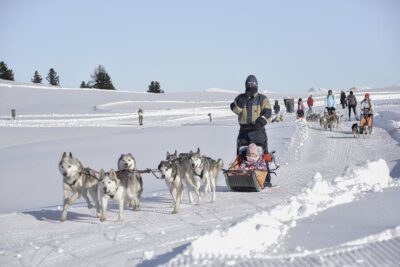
[230,75,273,187]
[360,93,373,133]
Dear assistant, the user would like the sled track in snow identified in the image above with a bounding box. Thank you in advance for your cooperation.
[161,120,400,267]
[172,235,400,267]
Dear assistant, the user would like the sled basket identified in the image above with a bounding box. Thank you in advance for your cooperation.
[223,157,268,192]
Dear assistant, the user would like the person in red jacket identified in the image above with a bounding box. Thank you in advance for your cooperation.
[307,95,314,114]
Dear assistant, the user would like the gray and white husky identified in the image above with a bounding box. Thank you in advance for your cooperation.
[58,152,100,222]
[118,153,137,171]
[98,168,142,222]
[117,153,143,209]
[166,150,202,203]
[189,149,224,203]
[158,154,201,214]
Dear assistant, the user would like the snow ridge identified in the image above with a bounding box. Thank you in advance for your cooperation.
[166,159,399,265]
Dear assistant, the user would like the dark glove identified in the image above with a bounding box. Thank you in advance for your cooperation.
[236,94,247,109]
[255,117,266,128]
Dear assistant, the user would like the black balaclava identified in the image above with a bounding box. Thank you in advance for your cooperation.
[245,75,258,97]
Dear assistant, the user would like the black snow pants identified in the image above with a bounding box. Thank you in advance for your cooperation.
[348,105,357,119]
[236,125,268,155]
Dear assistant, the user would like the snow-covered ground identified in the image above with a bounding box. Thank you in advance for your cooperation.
[1,80,400,266]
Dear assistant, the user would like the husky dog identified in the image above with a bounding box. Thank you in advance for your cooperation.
[306,112,320,122]
[118,153,136,171]
[58,152,100,222]
[117,153,143,209]
[98,169,142,221]
[321,111,337,131]
[166,150,179,161]
[351,123,360,138]
[189,149,224,203]
[166,150,201,203]
[158,160,184,214]
[158,156,201,214]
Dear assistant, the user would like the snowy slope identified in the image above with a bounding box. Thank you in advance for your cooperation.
[1,81,400,266]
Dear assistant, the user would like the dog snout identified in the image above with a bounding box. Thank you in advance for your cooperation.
[63,172,67,176]
[103,187,107,193]
[124,163,128,168]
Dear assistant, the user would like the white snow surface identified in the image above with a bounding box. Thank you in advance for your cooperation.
[1,80,400,267]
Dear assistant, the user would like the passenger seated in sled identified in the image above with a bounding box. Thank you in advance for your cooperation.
[223,141,274,192]
[225,142,273,191]
[239,143,268,171]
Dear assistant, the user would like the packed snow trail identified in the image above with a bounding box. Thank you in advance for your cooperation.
[2,117,400,267]
[146,120,400,266]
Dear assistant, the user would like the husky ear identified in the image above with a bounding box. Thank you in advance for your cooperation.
[62,152,67,158]
[99,169,105,178]
[166,151,170,157]
[110,169,117,179]
[197,147,200,154]
[69,152,73,158]
[110,169,119,185]
[174,150,177,155]
[128,153,133,157]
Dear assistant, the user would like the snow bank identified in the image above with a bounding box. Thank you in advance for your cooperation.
[204,88,239,94]
[170,159,399,262]
[374,111,400,145]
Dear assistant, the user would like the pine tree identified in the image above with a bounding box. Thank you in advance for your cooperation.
[0,61,15,81]
[147,80,163,93]
[31,70,42,83]
[46,68,60,86]
[80,81,88,88]
[148,81,155,93]
[90,65,115,90]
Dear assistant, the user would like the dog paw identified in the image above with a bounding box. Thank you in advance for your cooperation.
[100,217,106,222]
[60,217,66,222]
[96,212,101,218]
[172,210,178,214]
[118,216,124,221]
[133,206,140,211]
[87,204,94,209]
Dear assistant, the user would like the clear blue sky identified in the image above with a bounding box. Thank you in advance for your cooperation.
[0,0,399,93]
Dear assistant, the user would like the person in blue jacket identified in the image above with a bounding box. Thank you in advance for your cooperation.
[325,89,336,115]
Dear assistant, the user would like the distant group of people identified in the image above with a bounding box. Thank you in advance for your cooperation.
[295,95,313,119]
[294,90,373,129]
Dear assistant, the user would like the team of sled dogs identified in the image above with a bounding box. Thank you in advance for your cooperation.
[58,149,223,222]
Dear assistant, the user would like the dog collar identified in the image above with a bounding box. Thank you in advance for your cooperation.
[194,164,204,179]
[65,177,78,187]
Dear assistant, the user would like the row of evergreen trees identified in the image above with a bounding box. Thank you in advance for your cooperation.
[0,61,164,93]
[1,61,61,86]
[32,68,60,85]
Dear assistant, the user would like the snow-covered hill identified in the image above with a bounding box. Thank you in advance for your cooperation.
[1,80,400,266]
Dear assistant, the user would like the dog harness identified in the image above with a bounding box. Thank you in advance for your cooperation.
[192,159,205,179]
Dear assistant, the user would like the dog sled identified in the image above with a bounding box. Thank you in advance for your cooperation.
[223,146,279,192]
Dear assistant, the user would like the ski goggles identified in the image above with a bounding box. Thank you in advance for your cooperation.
[246,81,257,88]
